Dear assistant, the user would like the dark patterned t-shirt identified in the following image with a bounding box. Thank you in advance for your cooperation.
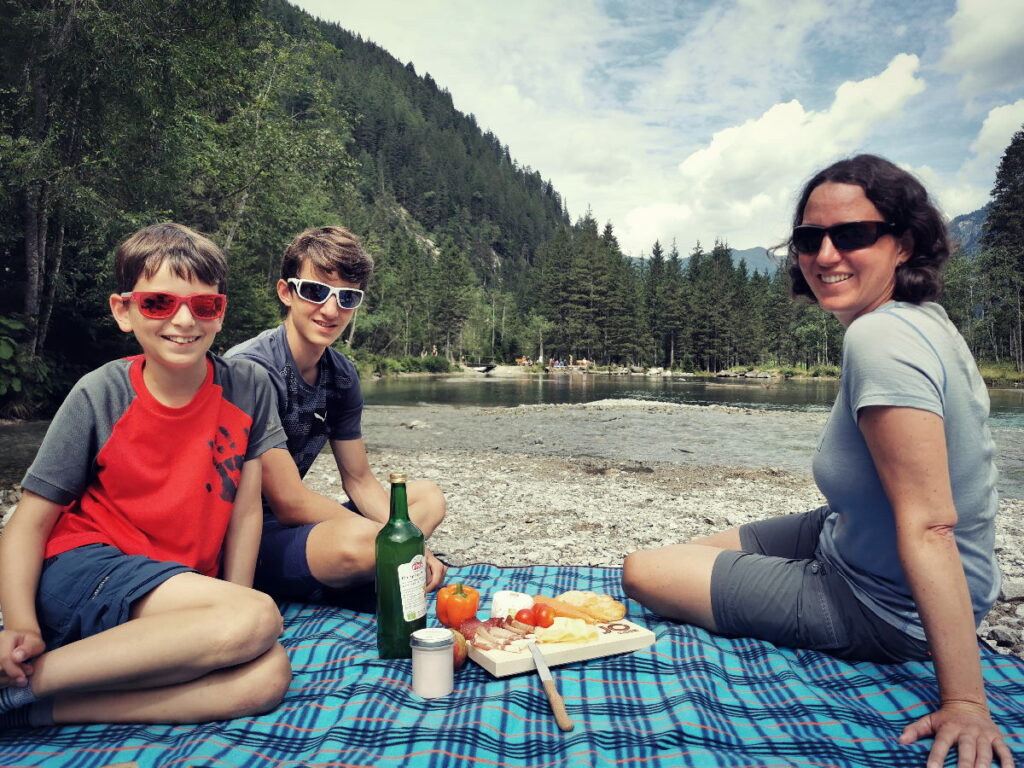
[225,324,362,478]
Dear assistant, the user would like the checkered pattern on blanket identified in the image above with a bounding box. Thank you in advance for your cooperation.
[1,563,1021,767]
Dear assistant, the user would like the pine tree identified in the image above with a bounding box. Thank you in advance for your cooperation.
[598,224,642,365]
[731,259,761,367]
[563,214,601,360]
[643,241,668,366]
[706,241,736,371]
[760,268,796,364]
[534,226,573,355]
[662,243,687,369]
[979,126,1024,370]
[430,237,476,359]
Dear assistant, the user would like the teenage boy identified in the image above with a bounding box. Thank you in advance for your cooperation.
[225,226,447,603]
[0,223,290,727]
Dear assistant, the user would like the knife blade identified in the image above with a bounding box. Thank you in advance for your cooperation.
[529,643,574,731]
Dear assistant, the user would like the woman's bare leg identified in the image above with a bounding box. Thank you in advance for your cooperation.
[622,527,744,631]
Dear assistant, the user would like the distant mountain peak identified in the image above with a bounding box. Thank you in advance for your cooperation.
[948,205,989,257]
[729,247,781,275]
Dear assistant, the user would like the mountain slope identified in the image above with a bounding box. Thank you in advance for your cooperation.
[948,205,989,257]
[265,0,569,280]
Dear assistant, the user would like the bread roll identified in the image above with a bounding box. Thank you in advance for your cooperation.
[556,590,627,622]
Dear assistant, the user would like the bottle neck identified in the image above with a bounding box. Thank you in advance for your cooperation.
[389,482,410,522]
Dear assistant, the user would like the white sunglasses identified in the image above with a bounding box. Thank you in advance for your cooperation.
[287,278,364,309]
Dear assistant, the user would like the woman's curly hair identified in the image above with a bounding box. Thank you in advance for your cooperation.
[786,154,950,303]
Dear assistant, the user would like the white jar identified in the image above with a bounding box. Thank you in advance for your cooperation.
[410,627,454,698]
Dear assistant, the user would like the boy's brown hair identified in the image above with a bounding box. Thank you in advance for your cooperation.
[280,226,374,289]
[114,222,228,293]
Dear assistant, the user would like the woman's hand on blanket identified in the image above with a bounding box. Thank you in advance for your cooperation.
[898,701,1015,768]
[0,628,45,687]
[424,548,448,592]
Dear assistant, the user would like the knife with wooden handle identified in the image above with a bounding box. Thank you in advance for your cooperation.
[529,643,574,731]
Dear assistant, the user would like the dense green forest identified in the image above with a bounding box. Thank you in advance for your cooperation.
[1,0,1023,418]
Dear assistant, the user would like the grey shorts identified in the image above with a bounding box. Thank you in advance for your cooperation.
[36,543,194,649]
[710,507,930,663]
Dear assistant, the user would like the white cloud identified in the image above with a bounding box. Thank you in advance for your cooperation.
[634,0,835,119]
[923,98,1024,216]
[970,99,1024,159]
[909,164,988,217]
[941,0,1024,96]
[301,0,618,135]
[616,55,926,252]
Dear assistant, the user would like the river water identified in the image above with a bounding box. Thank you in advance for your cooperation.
[359,372,1024,499]
[362,372,1024,429]
[4,372,1024,495]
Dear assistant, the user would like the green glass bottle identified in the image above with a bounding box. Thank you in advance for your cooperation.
[375,472,427,658]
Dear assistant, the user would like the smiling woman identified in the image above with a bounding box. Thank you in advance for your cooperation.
[785,154,949,325]
[794,185,911,326]
[623,154,1015,768]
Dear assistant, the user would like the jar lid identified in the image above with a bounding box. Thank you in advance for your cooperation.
[410,627,454,648]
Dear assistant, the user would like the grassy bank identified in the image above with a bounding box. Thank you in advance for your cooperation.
[340,347,1024,387]
[978,363,1024,386]
[344,349,455,379]
[716,364,841,378]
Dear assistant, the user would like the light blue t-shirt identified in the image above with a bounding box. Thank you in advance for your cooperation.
[813,301,1000,640]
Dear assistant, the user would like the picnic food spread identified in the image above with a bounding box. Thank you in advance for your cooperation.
[489,590,534,618]
[409,628,455,698]
[535,617,598,644]
[556,591,628,622]
[430,582,651,678]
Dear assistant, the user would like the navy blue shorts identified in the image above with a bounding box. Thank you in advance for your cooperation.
[254,500,359,603]
[710,507,930,663]
[36,544,194,649]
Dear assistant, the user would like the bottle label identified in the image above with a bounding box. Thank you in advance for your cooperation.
[398,554,427,621]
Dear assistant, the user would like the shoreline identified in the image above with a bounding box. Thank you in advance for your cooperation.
[421,364,1024,389]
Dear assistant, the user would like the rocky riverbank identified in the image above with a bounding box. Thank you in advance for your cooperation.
[324,399,1024,657]
[2,400,1022,656]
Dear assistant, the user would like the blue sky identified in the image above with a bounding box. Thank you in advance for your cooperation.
[292,0,1024,256]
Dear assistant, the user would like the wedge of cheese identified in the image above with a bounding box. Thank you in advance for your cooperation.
[535,617,599,644]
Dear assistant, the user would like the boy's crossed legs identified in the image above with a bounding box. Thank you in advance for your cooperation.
[2,559,290,725]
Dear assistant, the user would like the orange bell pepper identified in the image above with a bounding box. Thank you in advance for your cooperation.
[436,582,480,628]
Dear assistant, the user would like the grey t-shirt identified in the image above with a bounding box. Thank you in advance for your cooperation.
[224,324,362,479]
[814,301,1000,640]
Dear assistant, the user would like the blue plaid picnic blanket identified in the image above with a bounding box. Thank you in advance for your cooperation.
[1,563,1021,767]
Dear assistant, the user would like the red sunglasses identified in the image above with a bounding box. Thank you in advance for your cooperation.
[120,291,227,320]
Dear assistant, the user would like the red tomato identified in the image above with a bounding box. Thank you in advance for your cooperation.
[514,608,536,626]
[533,603,556,628]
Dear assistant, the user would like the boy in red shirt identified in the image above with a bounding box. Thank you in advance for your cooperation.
[0,223,290,727]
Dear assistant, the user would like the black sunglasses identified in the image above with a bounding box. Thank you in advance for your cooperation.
[287,278,364,309]
[791,221,898,255]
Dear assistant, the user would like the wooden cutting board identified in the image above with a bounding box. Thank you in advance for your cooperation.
[468,619,657,677]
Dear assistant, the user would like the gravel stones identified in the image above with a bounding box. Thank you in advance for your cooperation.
[342,401,1024,658]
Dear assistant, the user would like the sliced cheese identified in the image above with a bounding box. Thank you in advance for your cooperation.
[535,617,599,644]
